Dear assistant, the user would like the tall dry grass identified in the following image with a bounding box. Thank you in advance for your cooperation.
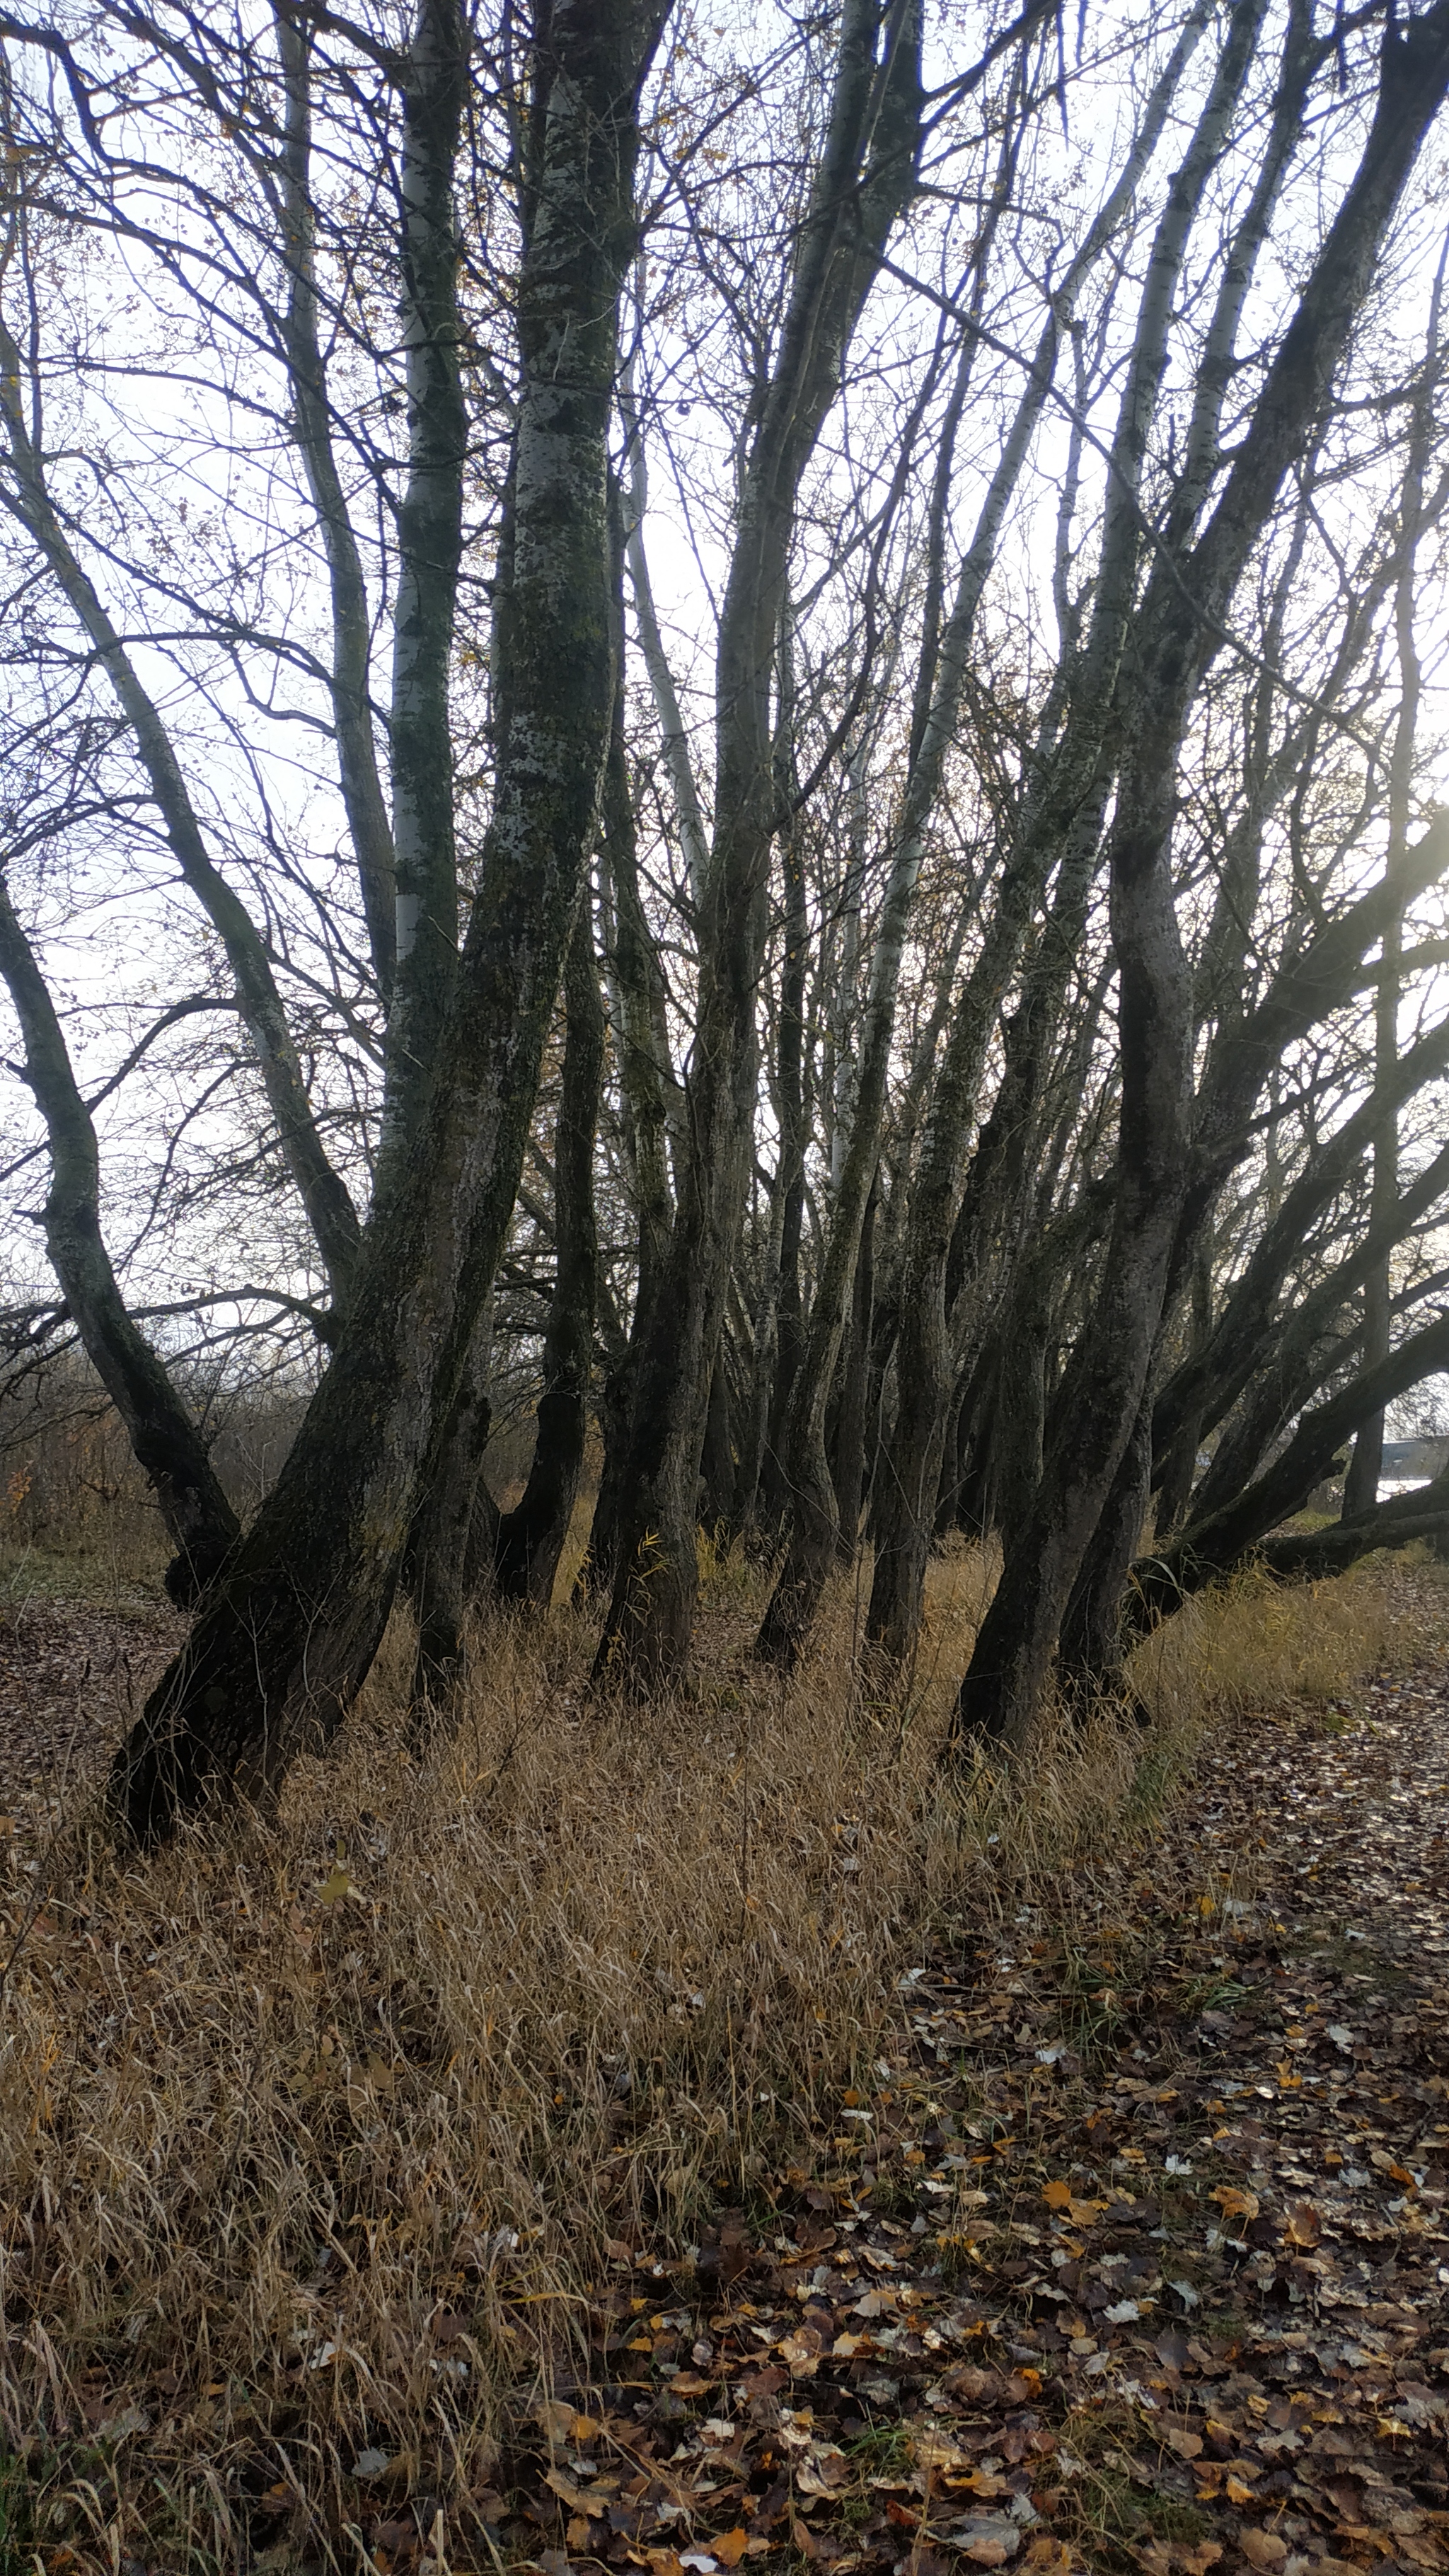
[0,1535,1436,2566]
[1127,1547,1414,1722]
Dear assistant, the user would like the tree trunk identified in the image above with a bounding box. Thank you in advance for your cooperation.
[494,899,604,1606]
[0,878,241,1605]
[591,0,923,1692]
[830,1172,877,1561]
[952,4,1449,1755]
[759,671,809,1532]
[584,495,676,1591]
[1127,1315,1449,1627]
[994,1295,1048,1561]
[751,11,1203,1668]
[406,1334,494,1713]
[1056,1394,1153,1707]
[1341,275,1431,1519]
[700,1360,738,1535]
[109,0,668,1839]
[1151,926,1449,1486]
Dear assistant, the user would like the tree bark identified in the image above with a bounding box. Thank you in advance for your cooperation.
[495,899,604,1605]
[406,1331,495,1713]
[593,0,924,1690]
[754,7,1206,1668]
[587,495,676,1588]
[276,8,398,1012]
[372,0,468,1191]
[830,1172,877,1560]
[866,0,1257,1670]
[1127,1313,1449,1627]
[759,644,809,1535]
[109,0,669,1839]
[953,0,1449,1755]
[1341,274,1433,1518]
[0,877,241,1604]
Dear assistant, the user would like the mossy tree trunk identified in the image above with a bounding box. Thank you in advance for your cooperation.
[110,0,671,1839]
[495,900,605,1606]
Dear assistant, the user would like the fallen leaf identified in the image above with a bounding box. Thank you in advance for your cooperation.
[1211,2185,1260,2222]
[1240,2535,1288,2572]
[911,2435,972,2473]
[945,2513,1021,2565]
[544,2468,593,2513]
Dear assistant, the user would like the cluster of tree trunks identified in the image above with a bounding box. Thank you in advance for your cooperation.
[4,0,1449,1843]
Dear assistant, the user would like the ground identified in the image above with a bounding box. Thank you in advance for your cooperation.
[483,1658,1448,2576]
[0,1566,1445,2576]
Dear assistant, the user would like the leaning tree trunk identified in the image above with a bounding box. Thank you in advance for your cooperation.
[405,1329,495,1711]
[751,14,1200,1668]
[495,899,605,1605]
[584,495,678,1589]
[1150,913,1449,1495]
[880,0,1275,1678]
[0,878,241,1605]
[108,0,669,1840]
[954,3,1449,1754]
[591,0,924,1692]
[830,1172,877,1560]
[1341,304,1430,1517]
[1126,1312,1449,1629]
[1056,1392,1154,1708]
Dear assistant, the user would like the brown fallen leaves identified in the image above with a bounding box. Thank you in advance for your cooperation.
[476,1656,1449,2576]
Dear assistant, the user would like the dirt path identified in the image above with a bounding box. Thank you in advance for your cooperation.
[494,1668,1449,2576]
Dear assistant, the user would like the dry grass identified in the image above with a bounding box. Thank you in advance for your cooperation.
[1127,1547,1422,1724]
[0,1534,1438,2568]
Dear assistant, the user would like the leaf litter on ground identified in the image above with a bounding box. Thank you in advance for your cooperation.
[485,1660,1449,2576]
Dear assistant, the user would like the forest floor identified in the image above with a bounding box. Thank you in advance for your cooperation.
[0,1553,1445,2576]
[518,1650,1449,2576]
